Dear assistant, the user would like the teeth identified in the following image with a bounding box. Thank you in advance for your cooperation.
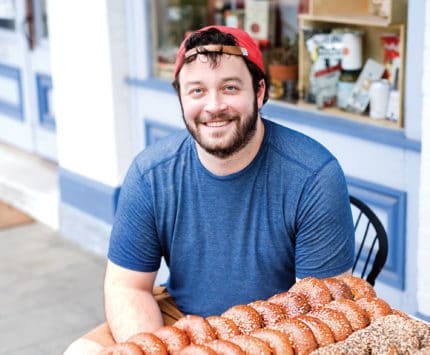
[206,121,228,127]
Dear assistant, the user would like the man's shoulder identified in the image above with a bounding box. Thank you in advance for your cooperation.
[264,119,336,170]
[133,129,190,174]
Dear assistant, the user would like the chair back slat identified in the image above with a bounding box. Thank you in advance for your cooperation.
[361,235,378,279]
[350,195,389,286]
[354,211,363,231]
[352,219,371,273]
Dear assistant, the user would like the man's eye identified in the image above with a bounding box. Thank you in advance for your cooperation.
[191,88,203,95]
[225,85,238,92]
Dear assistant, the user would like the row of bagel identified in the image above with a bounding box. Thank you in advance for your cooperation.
[98,275,407,354]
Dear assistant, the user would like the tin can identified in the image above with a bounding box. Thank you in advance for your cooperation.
[342,31,363,71]
[369,79,390,119]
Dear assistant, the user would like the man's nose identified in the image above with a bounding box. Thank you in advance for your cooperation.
[204,92,228,113]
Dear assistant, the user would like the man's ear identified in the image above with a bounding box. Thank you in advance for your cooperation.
[257,79,266,108]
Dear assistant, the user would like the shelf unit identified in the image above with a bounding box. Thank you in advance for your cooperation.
[308,0,407,26]
[298,0,407,128]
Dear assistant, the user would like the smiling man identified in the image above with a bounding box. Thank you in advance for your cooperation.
[64,26,354,354]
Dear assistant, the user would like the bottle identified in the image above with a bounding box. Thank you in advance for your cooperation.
[369,79,390,120]
[386,66,400,122]
[342,31,363,71]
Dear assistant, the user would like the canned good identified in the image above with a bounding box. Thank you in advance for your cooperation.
[369,79,390,119]
[342,31,363,71]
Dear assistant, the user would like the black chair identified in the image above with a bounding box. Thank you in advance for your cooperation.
[349,195,388,286]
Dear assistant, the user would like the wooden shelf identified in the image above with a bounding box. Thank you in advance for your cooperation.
[299,13,401,28]
[295,100,401,129]
[308,0,407,25]
[298,14,406,128]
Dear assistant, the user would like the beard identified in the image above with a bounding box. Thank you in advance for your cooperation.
[181,97,259,159]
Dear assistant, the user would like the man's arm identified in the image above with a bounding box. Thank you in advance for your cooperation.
[104,260,164,343]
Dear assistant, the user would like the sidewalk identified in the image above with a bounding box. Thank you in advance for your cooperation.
[0,221,106,355]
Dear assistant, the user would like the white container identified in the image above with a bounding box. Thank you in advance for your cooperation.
[386,90,400,122]
[342,31,363,71]
[369,79,390,119]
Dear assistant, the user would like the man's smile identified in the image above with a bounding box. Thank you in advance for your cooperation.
[204,120,231,128]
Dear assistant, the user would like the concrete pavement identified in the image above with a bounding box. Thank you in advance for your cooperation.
[0,221,106,355]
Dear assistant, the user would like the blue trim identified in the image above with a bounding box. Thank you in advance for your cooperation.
[0,63,24,120]
[36,73,56,131]
[126,77,175,93]
[262,103,421,152]
[415,312,430,323]
[404,1,425,149]
[144,119,181,146]
[126,77,421,152]
[347,177,406,290]
[58,168,120,224]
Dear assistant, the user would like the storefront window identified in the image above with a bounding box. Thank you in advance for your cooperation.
[152,0,211,79]
[152,0,301,80]
[151,0,407,128]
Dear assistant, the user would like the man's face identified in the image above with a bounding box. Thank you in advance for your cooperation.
[178,54,265,158]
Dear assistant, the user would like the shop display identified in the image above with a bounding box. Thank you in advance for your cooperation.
[369,0,391,19]
[345,59,385,114]
[97,275,430,354]
[304,30,343,106]
[267,43,299,102]
[341,30,363,71]
[369,78,390,119]
[337,69,360,109]
[380,33,400,84]
[224,8,245,28]
[380,35,401,121]
[308,0,407,25]
[298,0,407,127]
[386,91,400,121]
[244,0,274,44]
[302,25,401,119]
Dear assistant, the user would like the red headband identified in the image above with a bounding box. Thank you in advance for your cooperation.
[174,25,265,78]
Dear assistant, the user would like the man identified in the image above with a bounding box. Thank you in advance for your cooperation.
[64,25,354,354]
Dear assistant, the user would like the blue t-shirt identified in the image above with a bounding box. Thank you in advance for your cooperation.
[108,118,354,317]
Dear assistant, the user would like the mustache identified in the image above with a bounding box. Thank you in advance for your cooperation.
[199,112,238,123]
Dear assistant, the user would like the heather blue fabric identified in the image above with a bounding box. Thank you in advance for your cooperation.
[108,118,354,317]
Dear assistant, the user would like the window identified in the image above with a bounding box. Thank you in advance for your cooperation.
[152,0,301,79]
[151,0,407,128]
[152,0,212,79]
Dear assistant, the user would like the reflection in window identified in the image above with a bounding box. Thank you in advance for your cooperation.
[40,0,48,38]
[152,0,212,79]
[151,0,300,80]
[33,0,48,40]
[0,0,16,31]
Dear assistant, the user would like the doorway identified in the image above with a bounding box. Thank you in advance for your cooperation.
[0,0,57,161]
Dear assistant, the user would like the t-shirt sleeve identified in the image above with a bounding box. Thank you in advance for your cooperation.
[107,159,162,272]
[294,158,355,279]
